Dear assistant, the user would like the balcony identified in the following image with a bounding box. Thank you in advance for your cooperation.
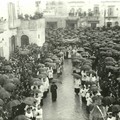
[86,16,99,23]
[68,13,79,20]
[105,16,118,19]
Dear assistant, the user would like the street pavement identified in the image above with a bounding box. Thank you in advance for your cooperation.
[43,59,88,120]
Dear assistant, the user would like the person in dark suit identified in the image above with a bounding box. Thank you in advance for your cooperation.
[50,82,58,102]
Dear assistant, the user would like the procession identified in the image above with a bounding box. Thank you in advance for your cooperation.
[1,0,120,120]
[0,25,119,120]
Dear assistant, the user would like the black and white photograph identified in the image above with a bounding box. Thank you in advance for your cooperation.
[0,0,120,120]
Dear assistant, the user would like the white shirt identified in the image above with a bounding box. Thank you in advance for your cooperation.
[86,97,93,106]
[46,77,49,88]
[74,79,81,88]
[81,71,86,77]
[25,111,33,119]
[37,71,39,75]
[32,109,37,117]
[76,53,82,57]
[48,69,53,79]
[34,97,40,106]
[86,76,90,81]
[57,67,60,73]
[80,89,86,97]
[38,92,43,100]
[43,79,49,92]
[72,49,76,54]
[107,117,116,120]
[118,112,120,118]
[36,108,43,119]
[86,92,90,99]
[31,85,37,90]
[40,85,44,93]
[76,68,80,73]
[81,71,87,81]
[91,76,97,82]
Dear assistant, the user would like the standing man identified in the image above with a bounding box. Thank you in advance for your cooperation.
[50,82,58,102]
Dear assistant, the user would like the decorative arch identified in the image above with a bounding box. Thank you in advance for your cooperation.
[21,35,29,47]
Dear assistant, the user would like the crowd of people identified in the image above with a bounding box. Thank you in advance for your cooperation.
[46,26,120,120]
[0,43,64,120]
[0,25,120,120]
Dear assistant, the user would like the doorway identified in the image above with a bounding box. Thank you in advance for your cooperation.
[66,21,77,29]
[107,22,112,27]
[91,23,97,28]
[21,35,29,47]
[11,36,16,53]
[47,22,57,29]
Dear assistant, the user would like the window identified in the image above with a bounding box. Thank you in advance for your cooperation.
[58,1,63,5]
[38,35,40,39]
[51,1,56,5]
[108,7,114,16]
[79,8,82,12]
[94,6,99,15]
[77,8,82,16]
[70,8,75,13]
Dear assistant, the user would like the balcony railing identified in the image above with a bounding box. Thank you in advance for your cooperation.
[86,16,99,22]
[105,15,118,19]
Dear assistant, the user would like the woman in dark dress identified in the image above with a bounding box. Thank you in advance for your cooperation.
[50,82,58,102]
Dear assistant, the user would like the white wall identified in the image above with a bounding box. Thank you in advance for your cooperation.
[17,18,45,47]
[100,0,120,26]
[0,22,17,60]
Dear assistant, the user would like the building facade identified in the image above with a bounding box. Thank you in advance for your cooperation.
[17,18,45,47]
[100,0,120,27]
[0,2,20,60]
[0,1,45,60]
[67,0,120,28]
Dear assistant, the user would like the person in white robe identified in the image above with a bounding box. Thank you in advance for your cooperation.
[74,78,81,95]
[48,67,53,82]
[36,105,43,120]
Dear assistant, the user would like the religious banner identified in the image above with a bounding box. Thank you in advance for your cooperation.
[63,38,78,43]
[87,16,99,23]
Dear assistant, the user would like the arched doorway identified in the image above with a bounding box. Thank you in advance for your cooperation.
[107,22,112,27]
[11,36,16,53]
[115,21,119,26]
[21,35,29,47]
